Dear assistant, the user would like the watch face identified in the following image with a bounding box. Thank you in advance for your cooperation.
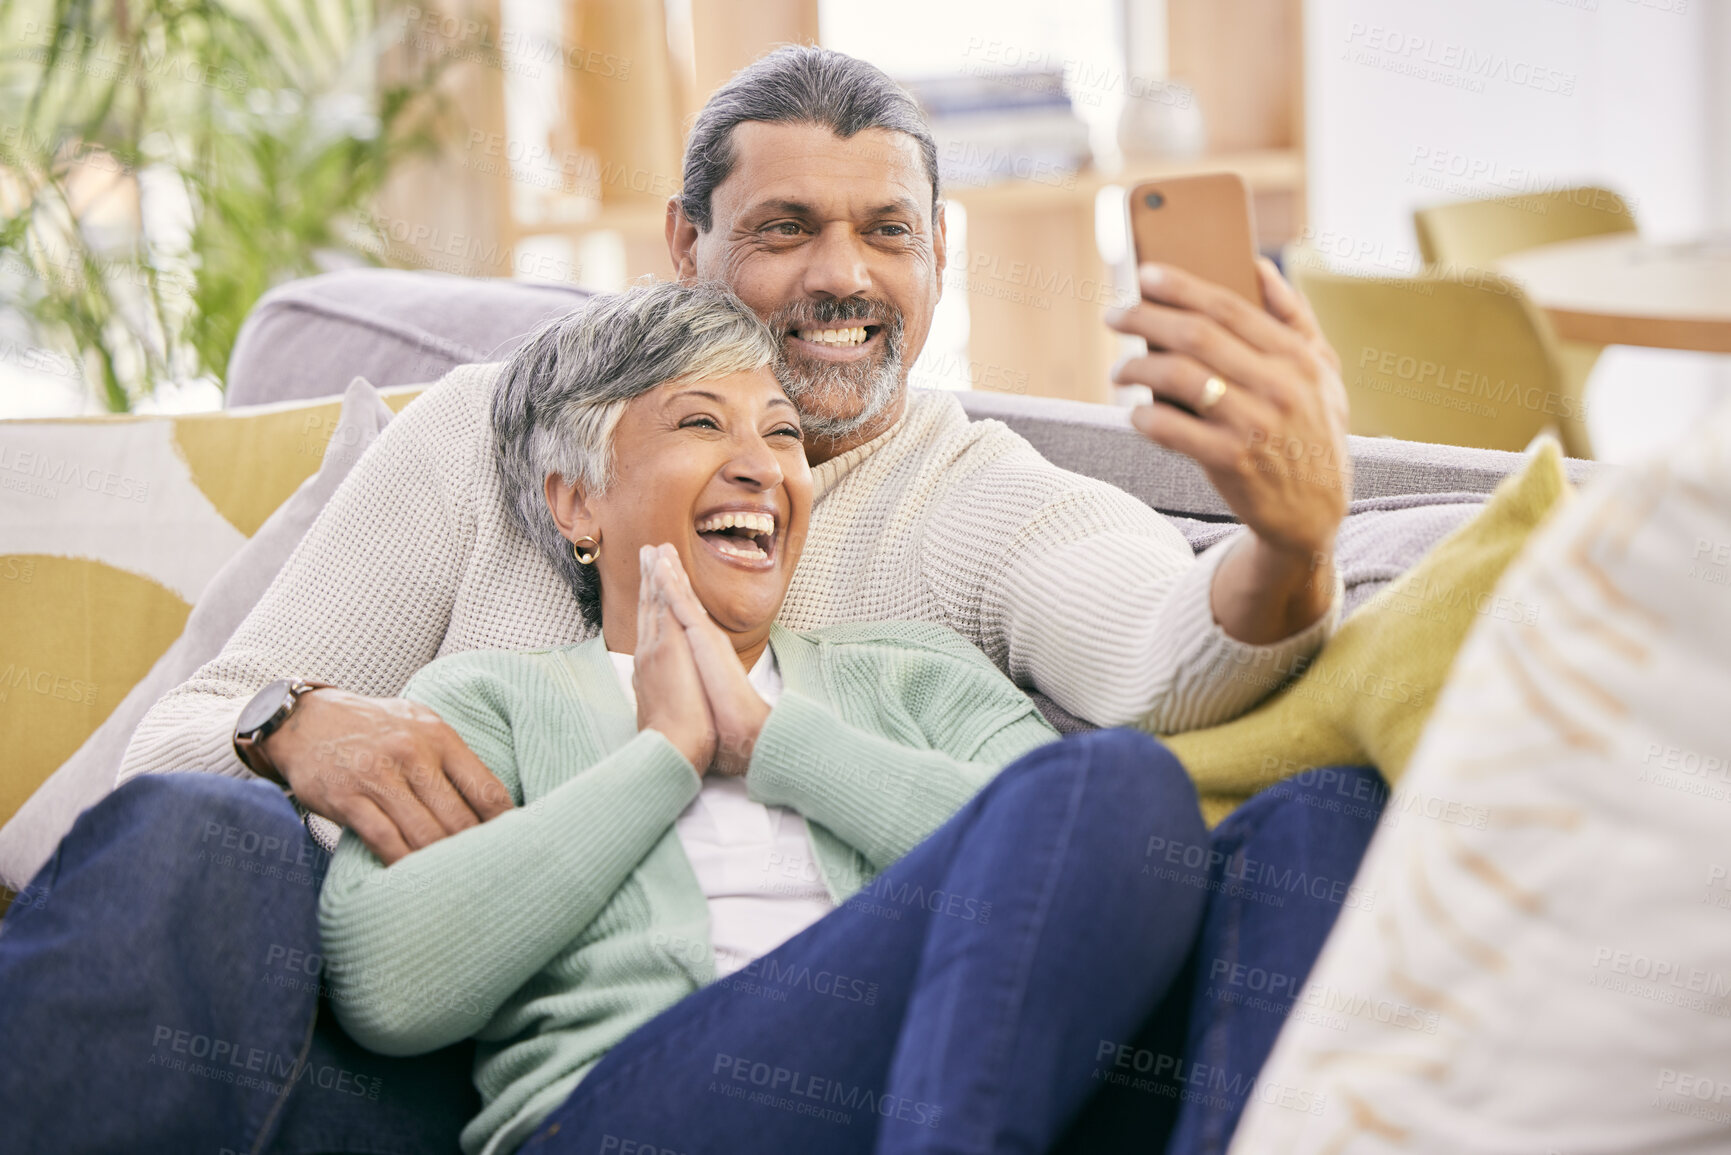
[237,679,296,736]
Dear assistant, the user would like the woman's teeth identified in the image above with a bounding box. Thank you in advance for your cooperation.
[695,510,775,561]
[796,326,868,346]
[710,538,767,560]
[695,511,775,535]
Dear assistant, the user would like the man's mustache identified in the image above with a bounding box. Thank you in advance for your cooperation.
[766,296,904,338]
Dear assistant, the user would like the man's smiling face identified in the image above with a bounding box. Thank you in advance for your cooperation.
[670,122,947,458]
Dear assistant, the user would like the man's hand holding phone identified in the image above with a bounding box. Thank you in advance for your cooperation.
[1106,185,1352,646]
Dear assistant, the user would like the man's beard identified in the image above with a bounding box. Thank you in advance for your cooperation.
[765,296,905,444]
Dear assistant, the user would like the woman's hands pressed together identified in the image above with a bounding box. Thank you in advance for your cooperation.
[632,545,717,771]
[632,544,771,776]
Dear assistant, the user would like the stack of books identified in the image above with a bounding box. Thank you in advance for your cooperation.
[900,71,1093,191]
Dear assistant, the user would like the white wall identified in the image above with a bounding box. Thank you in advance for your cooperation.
[1304,0,1728,462]
[1708,0,1731,232]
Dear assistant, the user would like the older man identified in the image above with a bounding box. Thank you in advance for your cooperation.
[118,46,1348,864]
[0,45,1365,1155]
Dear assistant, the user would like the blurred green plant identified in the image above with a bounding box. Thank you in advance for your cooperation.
[0,0,449,410]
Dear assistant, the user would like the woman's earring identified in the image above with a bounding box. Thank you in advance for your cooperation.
[572,536,600,565]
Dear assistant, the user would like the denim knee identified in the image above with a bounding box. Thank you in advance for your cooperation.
[992,728,1205,849]
[101,772,298,836]
[1075,729,1199,813]
[54,773,309,887]
[1215,764,1387,846]
[106,770,287,813]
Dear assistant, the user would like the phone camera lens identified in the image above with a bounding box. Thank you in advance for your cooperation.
[1143,192,1165,209]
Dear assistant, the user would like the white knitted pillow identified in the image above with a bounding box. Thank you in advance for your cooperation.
[1230,397,1731,1153]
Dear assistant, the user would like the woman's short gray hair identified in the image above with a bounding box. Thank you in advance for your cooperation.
[492,281,780,625]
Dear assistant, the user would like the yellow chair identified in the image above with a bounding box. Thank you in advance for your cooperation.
[1411,186,1637,270]
[1412,187,1637,456]
[1286,245,1591,457]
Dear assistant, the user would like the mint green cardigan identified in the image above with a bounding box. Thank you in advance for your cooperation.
[317,621,1059,1155]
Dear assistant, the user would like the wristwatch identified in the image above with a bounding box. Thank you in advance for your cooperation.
[233,678,331,786]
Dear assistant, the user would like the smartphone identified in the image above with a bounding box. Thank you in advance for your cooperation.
[1126,172,1262,305]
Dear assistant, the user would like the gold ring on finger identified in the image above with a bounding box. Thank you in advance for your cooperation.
[1197,374,1229,414]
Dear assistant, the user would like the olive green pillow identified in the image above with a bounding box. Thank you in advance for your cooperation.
[1166,440,1574,826]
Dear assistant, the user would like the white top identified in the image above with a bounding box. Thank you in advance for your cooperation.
[120,362,1340,787]
[1230,397,1731,1153]
[606,647,833,978]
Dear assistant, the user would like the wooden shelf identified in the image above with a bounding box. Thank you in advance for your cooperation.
[1119,148,1305,193]
[946,0,1306,405]
[947,148,1304,213]
[513,201,668,238]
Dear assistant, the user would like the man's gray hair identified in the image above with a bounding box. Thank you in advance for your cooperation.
[680,45,940,232]
[492,281,780,625]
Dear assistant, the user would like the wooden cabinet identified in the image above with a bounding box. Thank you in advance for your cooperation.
[508,0,824,284]
[953,0,1307,403]
[391,0,1307,406]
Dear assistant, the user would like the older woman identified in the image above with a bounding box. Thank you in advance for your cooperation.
[317,282,1211,1155]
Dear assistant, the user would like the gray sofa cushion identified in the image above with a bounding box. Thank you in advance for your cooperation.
[1169,492,1487,614]
[225,269,591,407]
[953,390,1599,515]
[225,270,1601,516]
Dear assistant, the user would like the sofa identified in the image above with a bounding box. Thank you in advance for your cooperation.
[224,269,1599,512]
[0,267,1603,904]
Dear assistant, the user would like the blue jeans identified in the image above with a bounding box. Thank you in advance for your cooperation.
[0,774,478,1155]
[984,762,1387,1155]
[0,744,1382,1154]
[1163,764,1388,1153]
[522,729,1207,1154]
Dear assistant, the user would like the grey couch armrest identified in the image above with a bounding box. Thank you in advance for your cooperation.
[957,390,1601,519]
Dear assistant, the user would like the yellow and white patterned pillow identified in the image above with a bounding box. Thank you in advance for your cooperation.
[1231,398,1731,1153]
[0,387,422,840]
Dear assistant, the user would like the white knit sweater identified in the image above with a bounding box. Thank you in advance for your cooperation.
[120,363,1340,783]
